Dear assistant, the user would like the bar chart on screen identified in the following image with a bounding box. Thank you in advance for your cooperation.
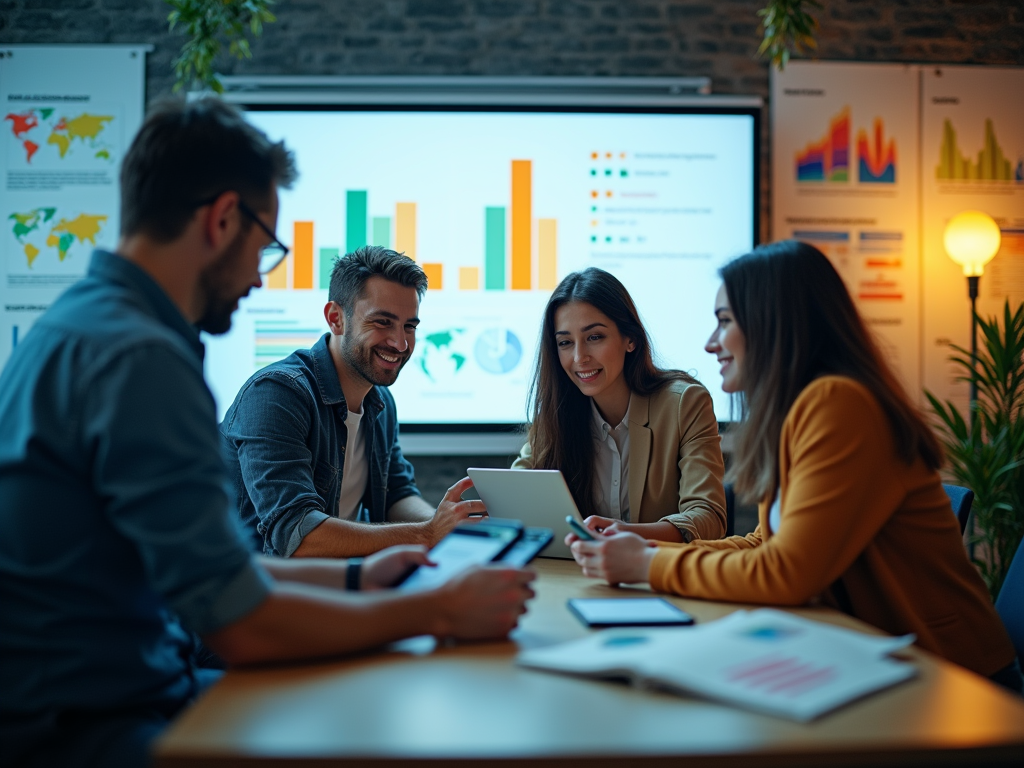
[202,109,755,423]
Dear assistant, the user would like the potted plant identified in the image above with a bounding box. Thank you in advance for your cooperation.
[926,301,1024,601]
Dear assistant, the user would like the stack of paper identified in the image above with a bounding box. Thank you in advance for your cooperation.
[517,608,916,721]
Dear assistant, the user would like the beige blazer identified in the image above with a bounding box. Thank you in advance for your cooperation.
[514,379,727,541]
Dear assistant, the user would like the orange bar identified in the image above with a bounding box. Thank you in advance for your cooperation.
[511,160,532,290]
[423,262,443,291]
[267,255,287,289]
[293,221,313,289]
[538,219,557,290]
[395,202,417,261]
[459,266,480,290]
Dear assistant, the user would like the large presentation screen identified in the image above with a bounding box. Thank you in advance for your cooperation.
[204,105,758,425]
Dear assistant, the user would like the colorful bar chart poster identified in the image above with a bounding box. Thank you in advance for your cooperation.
[921,66,1024,408]
[772,62,921,397]
[0,45,147,373]
[202,109,756,423]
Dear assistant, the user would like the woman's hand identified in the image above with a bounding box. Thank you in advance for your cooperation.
[360,545,434,590]
[582,515,622,536]
[565,531,659,585]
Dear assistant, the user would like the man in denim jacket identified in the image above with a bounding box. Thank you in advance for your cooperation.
[222,246,484,558]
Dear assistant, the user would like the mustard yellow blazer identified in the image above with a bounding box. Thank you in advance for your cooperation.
[649,376,1015,676]
[514,379,727,541]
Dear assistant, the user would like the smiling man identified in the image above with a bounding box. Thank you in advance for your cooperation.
[222,246,484,558]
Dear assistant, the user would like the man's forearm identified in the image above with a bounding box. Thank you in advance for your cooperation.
[387,493,435,522]
[292,516,430,558]
[259,554,347,589]
[203,582,447,665]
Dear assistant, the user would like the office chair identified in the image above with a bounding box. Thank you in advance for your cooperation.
[943,483,974,535]
[994,536,1024,667]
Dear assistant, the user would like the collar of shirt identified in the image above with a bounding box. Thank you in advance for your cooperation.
[309,332,383,419]
[591,398,630,447]
[89,250,205,362]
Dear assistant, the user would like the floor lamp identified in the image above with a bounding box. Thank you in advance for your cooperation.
[943,210,1002,431]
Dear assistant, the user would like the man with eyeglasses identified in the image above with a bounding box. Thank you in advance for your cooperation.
[0,98,534,768]
[221,244,485,560]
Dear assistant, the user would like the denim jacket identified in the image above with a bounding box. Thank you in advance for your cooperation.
[220,333,421,556]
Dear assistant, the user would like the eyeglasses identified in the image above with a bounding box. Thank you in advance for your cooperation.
[193,195,290,275]
[237,199,290,275]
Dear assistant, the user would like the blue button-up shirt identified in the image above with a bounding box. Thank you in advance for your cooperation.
[0,250,271,757]
[221,333,421,557]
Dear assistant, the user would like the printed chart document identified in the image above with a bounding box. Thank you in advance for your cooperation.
[517,608,916,722]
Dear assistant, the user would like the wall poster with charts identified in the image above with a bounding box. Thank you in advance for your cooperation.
[0,45,147,370]
[921,66,1024,409]
[772,62,921,398]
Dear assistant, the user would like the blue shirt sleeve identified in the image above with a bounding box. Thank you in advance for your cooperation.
[83,343,271,635]
[221,373,330,556]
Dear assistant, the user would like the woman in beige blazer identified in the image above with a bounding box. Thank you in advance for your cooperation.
[514,268,726,543]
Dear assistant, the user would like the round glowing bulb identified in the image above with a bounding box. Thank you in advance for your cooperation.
[943,210,1001,277]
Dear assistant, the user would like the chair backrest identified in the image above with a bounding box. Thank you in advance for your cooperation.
[994,536,1024,666]
[724,482,735,537]
[943,483,974,535]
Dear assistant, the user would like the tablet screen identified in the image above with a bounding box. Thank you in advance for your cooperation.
[568,598,694,627]
[399,527,518,592]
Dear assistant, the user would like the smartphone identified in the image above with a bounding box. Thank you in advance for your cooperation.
[568,597,696,628]
[395,519,523,591]
[565,515,596,541]
[496,527,554,567]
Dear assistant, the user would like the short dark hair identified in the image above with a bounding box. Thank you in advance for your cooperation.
[119,97,297,242]
[328,245,428,312]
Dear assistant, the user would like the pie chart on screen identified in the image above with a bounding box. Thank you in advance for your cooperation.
[474,328,522,374]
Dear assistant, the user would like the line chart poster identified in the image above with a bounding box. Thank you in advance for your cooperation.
[921,66,1024,409]
[772,62,921,398]
[0,45,146,370]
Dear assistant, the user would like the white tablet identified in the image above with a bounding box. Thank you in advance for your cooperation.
[466,468,584,559]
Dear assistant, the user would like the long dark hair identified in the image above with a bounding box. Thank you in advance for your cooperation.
[722,240,942,503]
[526,268,696,514]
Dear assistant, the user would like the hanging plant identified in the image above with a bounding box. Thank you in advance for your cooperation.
[166,0,277,93]
[756,0,822,71]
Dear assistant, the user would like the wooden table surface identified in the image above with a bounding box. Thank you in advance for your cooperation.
[155,559,1024,767]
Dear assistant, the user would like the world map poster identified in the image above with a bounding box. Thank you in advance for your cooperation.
[0,45,146,369]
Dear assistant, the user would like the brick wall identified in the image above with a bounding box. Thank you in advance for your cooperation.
[3,0,1022,516]
[3,1,1021,101]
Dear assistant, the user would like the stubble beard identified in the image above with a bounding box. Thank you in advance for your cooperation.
[196,229,248,336]
[340,334,408,388]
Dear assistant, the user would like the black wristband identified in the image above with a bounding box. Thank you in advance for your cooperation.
[346,558,363,591]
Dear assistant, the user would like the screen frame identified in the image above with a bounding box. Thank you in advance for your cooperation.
[226,90,761,444]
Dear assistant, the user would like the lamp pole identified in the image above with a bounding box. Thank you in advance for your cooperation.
[969,274,979,433]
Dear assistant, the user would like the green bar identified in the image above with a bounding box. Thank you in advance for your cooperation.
[372,216,391,248]
[320,247,339,290]
[485,206,505,290]
[346,190,368,253]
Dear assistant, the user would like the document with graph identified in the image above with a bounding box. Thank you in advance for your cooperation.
[517,608,916,722]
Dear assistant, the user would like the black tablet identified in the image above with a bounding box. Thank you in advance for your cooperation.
[496,527,554,567]
[395,519,523,591]
[567,598,695,628]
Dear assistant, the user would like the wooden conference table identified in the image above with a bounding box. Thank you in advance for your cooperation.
[155,560,1024,768]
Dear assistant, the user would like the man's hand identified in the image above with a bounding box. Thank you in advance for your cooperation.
[360,545,434,590]
[425,477,487,546]
[430,565,536,640]
[566,531,658,586]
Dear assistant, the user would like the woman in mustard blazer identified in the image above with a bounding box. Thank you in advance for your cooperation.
[514,267,726,543]
[567,242,1020,689]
